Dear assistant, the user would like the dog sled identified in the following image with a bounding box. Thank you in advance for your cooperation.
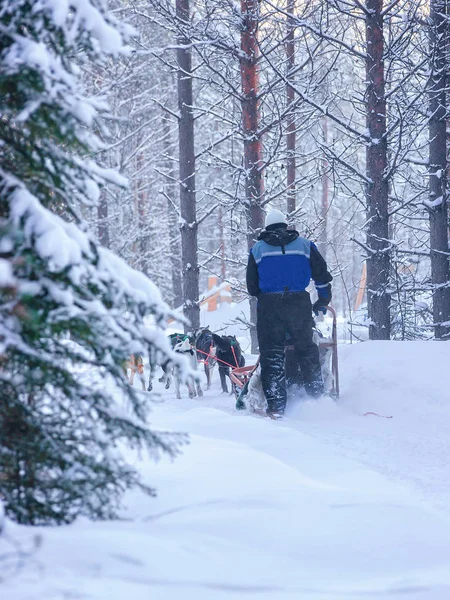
[231,306,339,411]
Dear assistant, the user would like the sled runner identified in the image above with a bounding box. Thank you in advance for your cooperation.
[232,306,339,411]
[230,357,260,410]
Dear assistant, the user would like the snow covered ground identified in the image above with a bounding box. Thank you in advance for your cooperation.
[2,336,450,600]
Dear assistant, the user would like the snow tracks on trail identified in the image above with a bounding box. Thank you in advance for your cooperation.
[286,341,450,515]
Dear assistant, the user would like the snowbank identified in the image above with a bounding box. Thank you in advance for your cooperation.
[287,340,450,515]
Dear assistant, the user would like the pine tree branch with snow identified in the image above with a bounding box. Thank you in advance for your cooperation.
[0,0,186,525]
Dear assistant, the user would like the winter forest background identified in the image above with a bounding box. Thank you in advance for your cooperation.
[86,0,449,343]
[2,0,450,596]
[0,0,449,540]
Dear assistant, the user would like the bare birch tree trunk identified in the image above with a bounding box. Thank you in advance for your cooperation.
[365,0,391,340]
[286,0,296,218]
[176,0,200,331]
[241,0,264,353]
[428,0,450,339]
[162,113,183,309]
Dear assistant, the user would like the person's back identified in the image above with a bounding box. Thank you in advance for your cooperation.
[246,209,332,417]
[250,228,314,294]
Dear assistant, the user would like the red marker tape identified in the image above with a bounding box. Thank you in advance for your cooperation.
[363,412,393,419]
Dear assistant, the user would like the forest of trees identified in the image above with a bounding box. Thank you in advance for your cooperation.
[0,0,448,524]
[84,0,449,342]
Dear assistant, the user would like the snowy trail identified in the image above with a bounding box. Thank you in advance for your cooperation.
[287,342,450,518]
[3,341,450,600]
[167,341,450,519]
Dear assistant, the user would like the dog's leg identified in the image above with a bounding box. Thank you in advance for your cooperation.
[226,368,234,395]
[166,373,172,390]
[147,360,154,391]
[219,367,229,393]
[174,372,181,399]
[147,352,154,391]
[208,352,217,390]
[147,363,155,392]
[160,361,171,389]
[136,360,146,391]
[189,353,202,397]
[158,362,167,384]
[204,363,211,390]
[148,361,158,392]
[127,355,136,386]
[226,367,234,395]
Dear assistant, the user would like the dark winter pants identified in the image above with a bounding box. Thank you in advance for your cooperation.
[257,292,324,414]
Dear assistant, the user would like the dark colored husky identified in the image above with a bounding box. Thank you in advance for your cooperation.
[194,327,216,390]
[211,333,245,393]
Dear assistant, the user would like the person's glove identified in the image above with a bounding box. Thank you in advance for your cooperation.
[312,297,330,316]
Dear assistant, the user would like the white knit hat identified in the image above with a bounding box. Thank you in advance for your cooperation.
[265,208,287,228]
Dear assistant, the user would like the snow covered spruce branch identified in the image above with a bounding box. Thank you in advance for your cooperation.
[0,0,186,525]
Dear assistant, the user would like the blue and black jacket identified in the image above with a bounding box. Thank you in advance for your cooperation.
[246,224,332,299]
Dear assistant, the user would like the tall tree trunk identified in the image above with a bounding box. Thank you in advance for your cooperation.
[176,0,200,331]
[97,193,110,248]
[428,0,450,339]
[241,0,264,353]
[218,204,227,281]
[365,0,391,340]
[162,113,183,309]
[286,0,296,218]
[93,65,109,251]
[137,151,150,276]
[319,116,329,260]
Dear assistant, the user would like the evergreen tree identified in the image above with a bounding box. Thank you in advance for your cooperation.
[0,0,184,525]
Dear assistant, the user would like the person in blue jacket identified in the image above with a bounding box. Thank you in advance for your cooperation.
[246,209,332,418]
